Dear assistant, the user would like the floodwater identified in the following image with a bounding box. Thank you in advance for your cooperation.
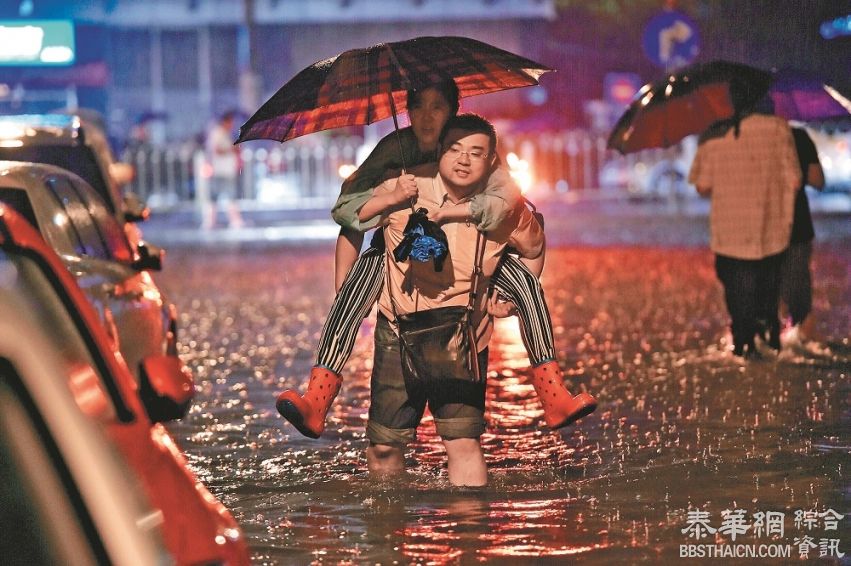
[159,212,850,564]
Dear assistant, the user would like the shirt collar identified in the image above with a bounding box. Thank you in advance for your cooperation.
[432,171,481,207]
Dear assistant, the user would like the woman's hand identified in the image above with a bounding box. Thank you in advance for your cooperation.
[391,173,418,205]
[487,290,517,318]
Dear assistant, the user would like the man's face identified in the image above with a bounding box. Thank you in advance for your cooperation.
[438,128,492,194]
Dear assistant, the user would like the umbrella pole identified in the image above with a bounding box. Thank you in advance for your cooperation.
[387,92,415,212]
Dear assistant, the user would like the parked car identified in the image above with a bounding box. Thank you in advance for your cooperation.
[0,203,250,565]
[0,161,173,395]
[0,113,147,224]
[0,287,171,566]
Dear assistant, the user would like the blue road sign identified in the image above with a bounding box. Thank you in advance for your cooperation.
[642,10,700,69]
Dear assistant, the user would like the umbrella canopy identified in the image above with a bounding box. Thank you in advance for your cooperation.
[769,68,851,122]
[607,60,771,154]
[236,36,552,144]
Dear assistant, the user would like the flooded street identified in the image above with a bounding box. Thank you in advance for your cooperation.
[158,210,850,564]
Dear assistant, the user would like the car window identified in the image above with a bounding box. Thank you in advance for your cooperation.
[0,187,41,231]
[46,177,109,260]
[0,253,129,422]
[68,178,133,264]
[0,144,114,214]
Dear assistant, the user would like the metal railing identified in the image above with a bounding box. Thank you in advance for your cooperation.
[122,130,695,210]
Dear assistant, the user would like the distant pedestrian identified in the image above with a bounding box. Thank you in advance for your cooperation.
[780,127,825,345]
[689,96,801,359]
[203,110,244,229]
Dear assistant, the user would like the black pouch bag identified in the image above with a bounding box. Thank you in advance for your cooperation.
[396,305,481,382]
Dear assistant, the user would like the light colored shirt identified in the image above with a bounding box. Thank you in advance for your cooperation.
[331,126,522,232]
[376,163,543,351]
[206,123,239,179]
[688,113,801,259]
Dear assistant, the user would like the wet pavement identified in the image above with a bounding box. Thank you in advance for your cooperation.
[153,199,850,564]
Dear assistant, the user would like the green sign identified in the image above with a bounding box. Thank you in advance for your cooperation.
[0,20,75,66]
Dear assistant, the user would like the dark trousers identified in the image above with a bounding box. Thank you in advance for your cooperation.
[779,241,813,325]
[715,251,785,354]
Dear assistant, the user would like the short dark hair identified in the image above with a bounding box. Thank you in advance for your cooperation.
[439,113,497,155]
[406,78,460,116]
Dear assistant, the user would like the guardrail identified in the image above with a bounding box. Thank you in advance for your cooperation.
[122,130,697,210]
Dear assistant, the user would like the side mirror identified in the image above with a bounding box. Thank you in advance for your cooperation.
[110,162,136,188]
[132,241,164,272]
[139,355,194,423]
[123,192,150,223]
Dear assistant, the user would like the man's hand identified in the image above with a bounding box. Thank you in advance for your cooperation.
[391,173,418,205]
[487,290,517,318]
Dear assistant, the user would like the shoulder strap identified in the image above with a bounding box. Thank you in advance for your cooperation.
[466,230,485,314]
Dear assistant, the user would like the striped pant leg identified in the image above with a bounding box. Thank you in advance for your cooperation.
[315,247,385,374]
[490,254,556,365]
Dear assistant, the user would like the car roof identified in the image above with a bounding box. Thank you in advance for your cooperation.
[0,114,115,170]
[0,158,93,186]
[0,114,87,145]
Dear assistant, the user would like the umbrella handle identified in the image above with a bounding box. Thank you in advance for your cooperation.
[387,92,415,213]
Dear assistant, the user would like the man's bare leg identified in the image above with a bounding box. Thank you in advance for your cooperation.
[443,438,487,487]
[367,443,405,477]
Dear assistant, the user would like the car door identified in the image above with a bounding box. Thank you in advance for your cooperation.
[45,174,169,381]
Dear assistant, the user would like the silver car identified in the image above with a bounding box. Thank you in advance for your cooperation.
[0,161,177,402]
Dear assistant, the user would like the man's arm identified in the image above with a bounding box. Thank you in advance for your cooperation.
[506,206,544,261]
[688,144,712,197]
[519,236,545,277]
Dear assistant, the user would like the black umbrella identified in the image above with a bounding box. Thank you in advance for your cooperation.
[607,60,771,154]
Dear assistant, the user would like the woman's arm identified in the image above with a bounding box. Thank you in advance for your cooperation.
[357,173,418,221]
[470,167,523,230]
[331,128,415,232]
[427,167,521,228]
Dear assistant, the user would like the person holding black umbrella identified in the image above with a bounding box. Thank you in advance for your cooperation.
[689,95,801,359]
[781,127,825,346]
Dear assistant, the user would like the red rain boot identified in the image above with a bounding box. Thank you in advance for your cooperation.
[276,367,342,439]
[530,360,597,429]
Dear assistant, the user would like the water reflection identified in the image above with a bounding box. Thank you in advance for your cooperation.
[159,244,850,564]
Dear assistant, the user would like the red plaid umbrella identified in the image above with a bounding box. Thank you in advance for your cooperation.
[607,60,771,154]
[235,36,552,145]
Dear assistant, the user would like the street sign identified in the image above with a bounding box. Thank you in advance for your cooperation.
[0,20,75,66]
[642,9,699,69]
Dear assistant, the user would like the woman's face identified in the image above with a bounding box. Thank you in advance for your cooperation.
[408,87,454,152]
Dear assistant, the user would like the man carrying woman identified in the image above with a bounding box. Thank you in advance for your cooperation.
[275,79,596,439]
